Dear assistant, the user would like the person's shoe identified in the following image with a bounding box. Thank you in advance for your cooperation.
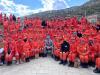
[0,62,3,66]
[68,63,72,67]
[26,58,30,62]
[31,56,35,59]
[43,54,47,57]
[7,62,12,66]
[88,61,92,66]
[59,60,63,64]
[93,68,100,73]
[16,62,19,65]
[81,63,85,68]
[54,56,59,61]
[51,54,54,58]
[71,62,74,67]
[63,61,67,65]
[68,61,72,67]
[91,62,95,67]
[39,53,43,57]
[82,63,88,68]
[89,61,95,67]
[56,57,59,61]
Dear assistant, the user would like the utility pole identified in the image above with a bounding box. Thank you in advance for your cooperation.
[85,10,87,17]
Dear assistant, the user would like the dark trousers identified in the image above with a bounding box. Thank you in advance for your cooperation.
[1,56,5,64]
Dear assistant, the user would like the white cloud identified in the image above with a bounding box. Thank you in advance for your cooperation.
[0,0,70,16]
[40,0,70,10]
[0,0,34,16]
[16,4,31,16]
[53,0,70,10]
[0,0,17,16]
[40,0,54,11]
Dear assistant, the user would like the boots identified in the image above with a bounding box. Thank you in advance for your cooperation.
[68,61,72,67]
[7,61,12,66]
[72,62,74,67]
[42,53,47,57]
[89,61,95,67]
[89,61,92,66]
[39,53,43,57]
[30,56,35,59]
[81,63,88,68]
[59,60,63,64]
[68,61,74,67]
[91,62,95,67]
[55,56,59,61]
[93,68,100,73]
[63,60,67,65]
[85,63,88,68]
[25,58,30,62]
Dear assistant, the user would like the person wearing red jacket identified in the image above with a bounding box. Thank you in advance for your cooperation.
[53,39,60,61]
[34,40,40,56]
[24,17,28,27]
[5,53,13,66]
[77,38,90,68]
[37,40,44,56]
[68,37,78,67]
[37,33,45,56]
[93,57,100,73]
[23,38,31,62]
[10,39,17,57]
[16,18,20,31]
[93,42,100,73]
[11,39,20,64]
[88,39,96,67]
[3,39,8,54]
[29,38,35,59]
[16,38,24,64]
[9,14,13,21]
[3,19,9,33]
[3,14,7,22]
[9,21,16,33]
[93,38,100,73]
[80,16,87,25]
[5,39,13,66]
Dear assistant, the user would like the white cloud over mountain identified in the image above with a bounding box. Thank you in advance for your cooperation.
[0,0,70,16]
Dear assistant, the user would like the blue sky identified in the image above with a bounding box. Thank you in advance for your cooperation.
[0,0,89,16]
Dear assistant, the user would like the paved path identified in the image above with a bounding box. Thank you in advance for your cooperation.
[0,57,99,75]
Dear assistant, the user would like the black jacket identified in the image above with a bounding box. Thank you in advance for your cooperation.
[77,31,82,38]
[42,20,47,27]
[13,15,16,22]
[61,41,70,52]
[96,25,100,32]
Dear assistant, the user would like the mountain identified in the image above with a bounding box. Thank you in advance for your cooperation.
[27,0,100,20]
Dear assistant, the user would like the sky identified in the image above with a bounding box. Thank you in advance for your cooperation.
[0,0,89,17]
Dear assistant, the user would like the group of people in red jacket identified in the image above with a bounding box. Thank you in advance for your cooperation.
[0,13,100,73]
